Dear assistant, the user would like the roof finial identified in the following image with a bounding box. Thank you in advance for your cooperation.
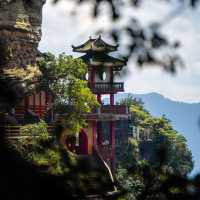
[89,36,92,40]
[99,35,101,39]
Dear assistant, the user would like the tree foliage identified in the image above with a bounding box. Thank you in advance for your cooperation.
[120,96,193,175]
[116,166,144,200]
[116,96,195,199]
[38,53,98,135]
[12,120,66,175]
[11,120,116,198]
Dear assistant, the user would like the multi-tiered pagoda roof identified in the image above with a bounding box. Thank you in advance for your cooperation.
[80,53,125,71]
[72,36,126,71]
[72,35,118,53]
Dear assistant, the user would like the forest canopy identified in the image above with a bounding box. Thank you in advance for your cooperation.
[116,96,194,199]
[119,96,193,175]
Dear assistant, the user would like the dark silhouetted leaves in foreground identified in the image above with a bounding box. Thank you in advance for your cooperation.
[52,0,199,73]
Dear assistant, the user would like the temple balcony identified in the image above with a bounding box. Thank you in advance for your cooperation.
[95,105,129,115]
[85,105,130,121]
[88,82,124,94]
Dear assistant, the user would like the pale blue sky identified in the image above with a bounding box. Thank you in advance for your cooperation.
[39,0,200,103]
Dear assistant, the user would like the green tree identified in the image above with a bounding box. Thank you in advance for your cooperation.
[128,101,193,175]
[13,120,65,175]
[38,53,99,135]
[116,166,144,200]
[116,97,194,199]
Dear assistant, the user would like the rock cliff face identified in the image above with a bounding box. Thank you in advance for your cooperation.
[0,0,45,68]
[0,0,46,110]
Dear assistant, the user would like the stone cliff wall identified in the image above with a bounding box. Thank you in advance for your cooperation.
[0,0,45,68]
[0,0,46,110]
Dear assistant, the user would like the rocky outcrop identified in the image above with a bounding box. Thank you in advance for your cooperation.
[0,0,45,68]
[0,0,46,110]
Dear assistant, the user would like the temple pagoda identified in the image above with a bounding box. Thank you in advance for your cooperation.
[72,36,129,171]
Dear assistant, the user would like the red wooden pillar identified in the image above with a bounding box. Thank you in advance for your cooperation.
[110,66,114,106]
[92,121,97,147]
[88,70,91,82]
[39,91,42,117]
[45,91,50,112]
[110,63,114,108]
[110,66,115,171]
[25,96,29,110]
[90,68,96,91]
[33,94,36,112]
[92,120,97,146]
[110,93,114,114]
[110,94,114,106]
[97,94,102,104]
[110,67,114,82]
[110,120,115,171]
[48,94,54,122]
[97,121,103,146]
[45,91,48,104]
[79,130,88,154]
[91,69,95,82]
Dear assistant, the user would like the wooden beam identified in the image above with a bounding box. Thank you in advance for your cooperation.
[92,121,97,146]
[110,121,115,171]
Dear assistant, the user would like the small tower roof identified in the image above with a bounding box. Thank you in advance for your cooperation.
[72,36,118,53]
[80,53,126,71]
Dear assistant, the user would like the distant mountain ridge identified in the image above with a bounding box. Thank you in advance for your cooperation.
[103,92,200,175]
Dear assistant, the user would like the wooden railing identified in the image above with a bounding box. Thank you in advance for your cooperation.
[101,105,128,114]
[97,145,113,160]
[4,125,20,137]
[1,125,54,138]
[93,105,129,115]
[88,82,124,94]
[15,105,47,118]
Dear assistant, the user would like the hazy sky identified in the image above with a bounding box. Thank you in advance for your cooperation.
[39,0,200,103]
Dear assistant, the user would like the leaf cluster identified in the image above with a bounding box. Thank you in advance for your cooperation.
[38,53,99,135]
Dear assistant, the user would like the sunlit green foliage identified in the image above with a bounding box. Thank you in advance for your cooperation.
[13,121,66,175]
[13,121,78,176]
[38,53,99,135]
[12,121,114,196]
[121,96,193,175]
[117,96,194,199]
